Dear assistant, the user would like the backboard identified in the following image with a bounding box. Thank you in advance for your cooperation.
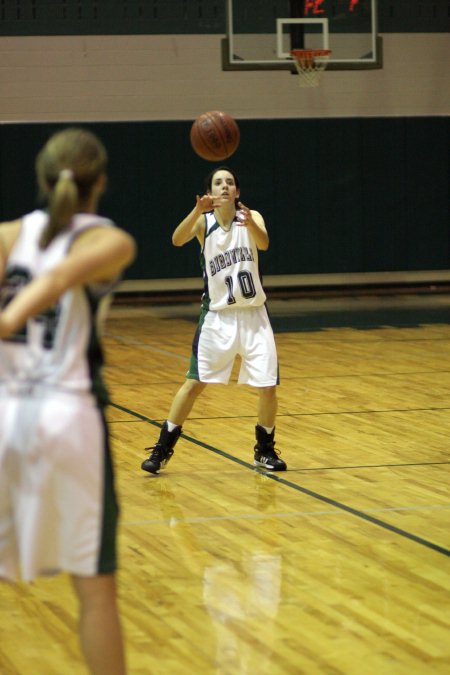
[222,0,381,71]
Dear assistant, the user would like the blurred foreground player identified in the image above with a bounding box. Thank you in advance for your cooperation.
[0,128,136,675]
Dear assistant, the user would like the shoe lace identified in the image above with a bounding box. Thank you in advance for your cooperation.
[267,447,282,460]
[257,442,281,460]
[144,443,165,462]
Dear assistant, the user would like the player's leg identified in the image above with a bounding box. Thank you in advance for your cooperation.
[142,307,236,474]
[257,383,277,428]
[254,385,286,471]
[72,573,126,675]
[141,379,206,474]
[237,307,287,471]
[168,378,207,426]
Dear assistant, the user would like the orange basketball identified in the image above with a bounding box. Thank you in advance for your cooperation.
[190,111,240,162]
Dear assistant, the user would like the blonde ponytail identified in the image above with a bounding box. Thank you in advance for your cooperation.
[40,169,79,248]
[36,128,108,249]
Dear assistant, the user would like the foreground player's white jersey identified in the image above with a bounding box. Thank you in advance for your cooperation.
[0,209,117,401]
[201,211,267,311]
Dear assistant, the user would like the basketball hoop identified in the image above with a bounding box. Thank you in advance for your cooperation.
[291,49,331,87]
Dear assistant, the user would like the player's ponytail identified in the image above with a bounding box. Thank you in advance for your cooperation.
[36,128,107,249]
[41,169,79,248]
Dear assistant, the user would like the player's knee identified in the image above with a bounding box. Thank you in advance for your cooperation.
[72,573,117,610]
[260,385,277,399]
[182,379,206,398]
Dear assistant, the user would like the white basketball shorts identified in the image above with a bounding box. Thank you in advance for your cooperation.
[187,305,279,386]
[0,387,119,582]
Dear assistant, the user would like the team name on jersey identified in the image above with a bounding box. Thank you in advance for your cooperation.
[209,246,255,276]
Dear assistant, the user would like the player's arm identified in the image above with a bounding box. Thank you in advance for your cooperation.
[0,220,22,282]
[0,226,136,338]
[172,194,227,247]
[172,201,205,247]
[237,202,269,251]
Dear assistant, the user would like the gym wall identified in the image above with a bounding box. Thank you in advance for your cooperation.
[0,1,449,285]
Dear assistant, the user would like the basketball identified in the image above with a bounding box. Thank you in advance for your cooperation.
[190,111,240,162]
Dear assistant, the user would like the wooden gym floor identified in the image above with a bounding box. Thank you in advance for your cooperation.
[1,291,450,674]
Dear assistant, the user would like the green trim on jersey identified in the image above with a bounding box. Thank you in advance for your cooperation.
[186,305,209,381]
[97,410,119,574]
[85,288,110,408]
[205,220,221,238]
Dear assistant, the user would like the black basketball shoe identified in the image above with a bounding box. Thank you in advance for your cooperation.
[254,424,287,471]
[141,422,182,474]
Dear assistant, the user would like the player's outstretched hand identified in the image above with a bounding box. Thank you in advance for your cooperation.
[196,194,226,213]
[237,201,253,226]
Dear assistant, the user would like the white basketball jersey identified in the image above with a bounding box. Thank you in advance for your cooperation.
[201,211,267,311]
[0,210,117,401]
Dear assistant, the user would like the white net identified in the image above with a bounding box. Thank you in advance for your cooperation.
[291,49,331,87]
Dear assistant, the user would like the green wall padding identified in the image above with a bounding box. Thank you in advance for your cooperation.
[0,117,449,281]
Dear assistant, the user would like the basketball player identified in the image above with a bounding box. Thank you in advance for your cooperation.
[142,167,286,474]
[0,128,136,675]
